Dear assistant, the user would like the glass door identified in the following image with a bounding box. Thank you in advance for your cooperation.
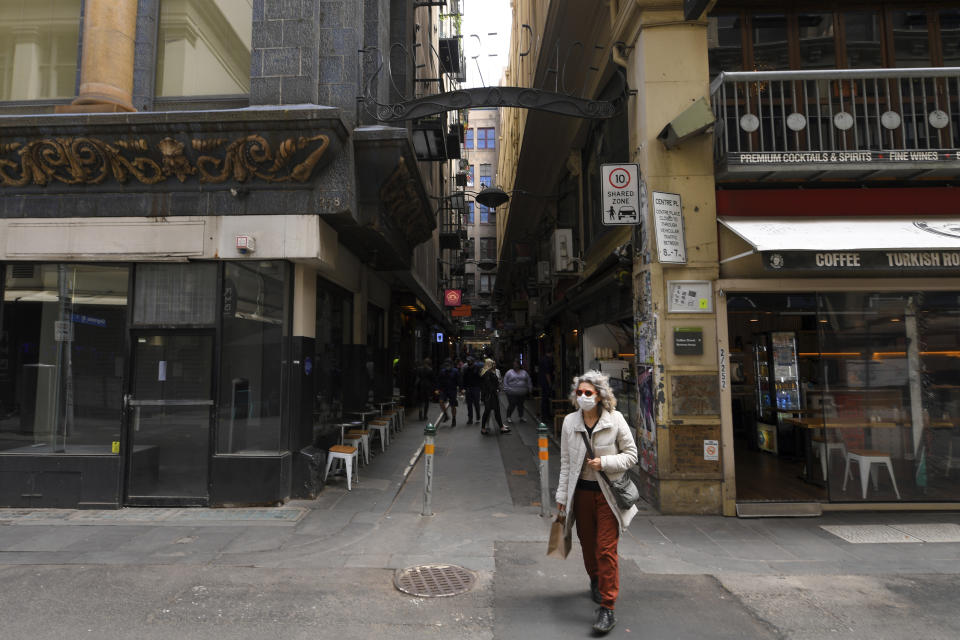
[125,333,214,504]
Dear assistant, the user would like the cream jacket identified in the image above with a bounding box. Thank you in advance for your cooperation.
[556,408,639,535]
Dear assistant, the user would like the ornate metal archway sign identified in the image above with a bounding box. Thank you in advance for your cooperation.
[361,18,627,122]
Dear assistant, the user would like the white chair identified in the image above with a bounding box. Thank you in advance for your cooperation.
[323,445,359,490]
[812,435,846,481]
[842,449,901,500]
[368,418,390,452]
[944,436,960,476]
[343,429,371,465]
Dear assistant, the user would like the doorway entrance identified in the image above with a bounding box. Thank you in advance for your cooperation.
[125,333,214,505]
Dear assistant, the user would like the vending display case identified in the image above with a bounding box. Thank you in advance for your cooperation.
[770,331,801,412]
[754,332,801,455]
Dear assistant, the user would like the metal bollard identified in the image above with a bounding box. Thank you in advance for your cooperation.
[422,421,436,516]
[538,422,550,517]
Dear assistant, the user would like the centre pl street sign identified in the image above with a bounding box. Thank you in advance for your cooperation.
[601,163,642,226]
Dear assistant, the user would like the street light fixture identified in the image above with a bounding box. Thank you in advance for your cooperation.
[474,186,510,209]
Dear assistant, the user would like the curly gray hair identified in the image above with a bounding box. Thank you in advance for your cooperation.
[568,369,617,413]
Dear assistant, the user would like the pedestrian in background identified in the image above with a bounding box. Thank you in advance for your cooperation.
[437,358,460,427]
[539,352,555,423]
[462,356,482,425]
[556,370,638,635]
[479,357,507,434]
[503,359,532,424]
[415,358,434,421]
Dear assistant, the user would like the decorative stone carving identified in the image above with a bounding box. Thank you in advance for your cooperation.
[0,133,331,187]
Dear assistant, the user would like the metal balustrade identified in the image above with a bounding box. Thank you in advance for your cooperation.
[710,68,960,180]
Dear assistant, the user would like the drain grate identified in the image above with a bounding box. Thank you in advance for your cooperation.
[394,564,476,597]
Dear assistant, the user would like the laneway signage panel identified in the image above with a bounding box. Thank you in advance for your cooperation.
[653,191,687,264]
[601,163,641,225]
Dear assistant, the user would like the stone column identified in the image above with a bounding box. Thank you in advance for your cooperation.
[629,2,721,514]
[66,0,138,111]
[10,27,42,100]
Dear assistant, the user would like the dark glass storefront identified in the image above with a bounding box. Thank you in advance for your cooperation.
[730,290,960,504]
[0,260,292,508]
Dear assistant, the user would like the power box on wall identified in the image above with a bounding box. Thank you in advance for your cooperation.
[552,229,577,273]
[537,260,551,283]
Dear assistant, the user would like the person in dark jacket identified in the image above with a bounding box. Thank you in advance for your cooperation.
[479,358,507,434]
[437,359,460,427]
[462,357,482,425]
[415,358,435,421]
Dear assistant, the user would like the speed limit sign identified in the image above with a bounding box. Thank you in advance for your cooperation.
[600,163,641,225]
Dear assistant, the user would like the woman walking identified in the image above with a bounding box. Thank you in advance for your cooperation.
[479,358,508,434]
[556,370,638,635]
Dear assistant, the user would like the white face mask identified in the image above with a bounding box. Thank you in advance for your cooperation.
[577,394,597,411]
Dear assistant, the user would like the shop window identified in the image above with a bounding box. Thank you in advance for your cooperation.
[0,264,129,453]
[156,0,251,97]
[479,237,496,261]
[707,14,743,78]
[366,303,387,402]
[315,279,353,423]
[478,274,494,293]
[217,261,289,454]
[0,0,81,101]
[477,127,495,149]
[798,13,836,70]
[479,205,494,224]
[728,290,960,504]
[478,163,492,186]
[890,11,932,68]
[843,11,883,68]
[940,10,960,66]
[752,13,790,71]
[133,263,217,326]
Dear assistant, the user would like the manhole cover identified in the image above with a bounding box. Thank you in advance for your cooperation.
[394,564,476,597]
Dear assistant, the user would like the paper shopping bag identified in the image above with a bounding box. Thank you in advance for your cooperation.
[546,515,571,559]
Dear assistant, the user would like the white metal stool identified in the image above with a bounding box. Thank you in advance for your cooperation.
[323,445,359,490]
[368,419,390,452]
[842,449,900,500]
[812,436,846,481]
[343,429,371,465]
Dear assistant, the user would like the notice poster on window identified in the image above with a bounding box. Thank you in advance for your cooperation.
[158,360,167,382]
[845,358,907,388]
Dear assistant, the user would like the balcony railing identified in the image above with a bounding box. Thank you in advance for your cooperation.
[710,68,960,181]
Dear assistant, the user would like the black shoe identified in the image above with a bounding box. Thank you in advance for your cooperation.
[593,607,616,634]
[451,418,457,428]
[590,579,602,604]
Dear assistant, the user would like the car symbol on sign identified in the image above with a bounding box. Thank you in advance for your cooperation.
[617,206,636,220]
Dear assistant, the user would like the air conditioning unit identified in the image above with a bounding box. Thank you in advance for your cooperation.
[552,228,577,273]
[537,260,551,283]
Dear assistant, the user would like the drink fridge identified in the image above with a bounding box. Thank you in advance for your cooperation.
[753,332,801,455]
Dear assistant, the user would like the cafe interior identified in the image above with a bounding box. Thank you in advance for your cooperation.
[727,290,960,504]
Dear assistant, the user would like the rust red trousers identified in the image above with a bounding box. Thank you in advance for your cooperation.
[573,488,620,609]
